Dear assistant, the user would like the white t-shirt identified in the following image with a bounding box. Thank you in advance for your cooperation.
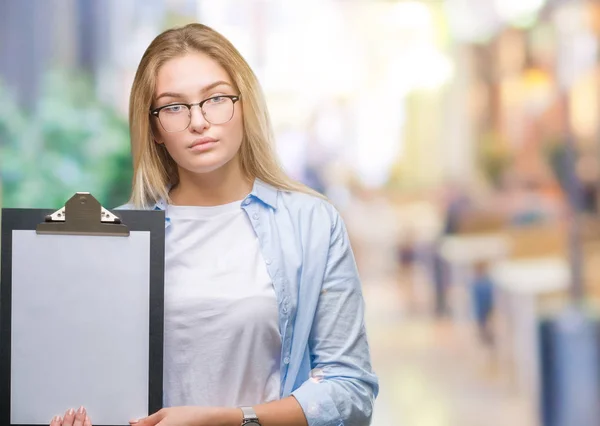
[163,200,281,407]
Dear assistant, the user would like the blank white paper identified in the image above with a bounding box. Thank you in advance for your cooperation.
[11,230,152,424]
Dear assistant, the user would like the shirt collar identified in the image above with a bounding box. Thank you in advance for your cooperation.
[151,178,278,211]
[249,178,278,209]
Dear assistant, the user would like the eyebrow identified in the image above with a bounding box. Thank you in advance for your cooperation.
[155,81,233,102]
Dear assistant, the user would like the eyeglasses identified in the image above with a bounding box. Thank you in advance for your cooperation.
[150,95,240,132]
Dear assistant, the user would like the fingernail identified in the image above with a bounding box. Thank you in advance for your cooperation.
[68,409,75,416]
[129,419,139,424]
[52,415,61,423]
[78,406,85,414]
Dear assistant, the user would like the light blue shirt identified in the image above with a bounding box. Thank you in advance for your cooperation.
[119,179,378,426]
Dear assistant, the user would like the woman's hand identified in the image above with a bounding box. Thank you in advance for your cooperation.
[50,407,92,426]
[130,406,241,426]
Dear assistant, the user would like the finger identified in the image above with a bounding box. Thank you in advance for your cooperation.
[84,415,92,426]
[131,409,164,426]
[50,415,62,426]
[73,406,86,426]
[62,408,75,426]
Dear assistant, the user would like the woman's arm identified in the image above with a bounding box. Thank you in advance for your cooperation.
[290,205,378,426]
[194,396,308,426]
[54,399,307,426]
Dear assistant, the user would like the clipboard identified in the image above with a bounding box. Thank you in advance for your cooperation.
[1,193,165,426]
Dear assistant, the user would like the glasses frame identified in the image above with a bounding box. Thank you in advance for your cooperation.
[150,94,241,132]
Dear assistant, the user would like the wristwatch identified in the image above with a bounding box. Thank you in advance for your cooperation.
[240,406,261,426]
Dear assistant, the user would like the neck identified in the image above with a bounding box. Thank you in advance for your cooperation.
[170,158,253,206]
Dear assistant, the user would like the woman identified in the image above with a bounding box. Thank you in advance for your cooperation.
[51,23,377,426]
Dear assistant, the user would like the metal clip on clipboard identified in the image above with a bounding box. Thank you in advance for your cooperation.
[36,192,129,236]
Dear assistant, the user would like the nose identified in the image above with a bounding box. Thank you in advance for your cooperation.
[188,104,209,132]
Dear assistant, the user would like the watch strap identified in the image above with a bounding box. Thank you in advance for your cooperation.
[240,406,260,424]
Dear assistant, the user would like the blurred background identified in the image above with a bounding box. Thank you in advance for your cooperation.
[2,0,600,425]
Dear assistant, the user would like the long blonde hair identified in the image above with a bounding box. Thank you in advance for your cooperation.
[128,23,321,208]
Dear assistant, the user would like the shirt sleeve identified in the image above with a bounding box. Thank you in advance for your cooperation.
[292,207,379,426]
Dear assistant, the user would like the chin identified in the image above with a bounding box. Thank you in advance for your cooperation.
[185,157,236,175]
[174,148,240,176]
[185,163,228,175]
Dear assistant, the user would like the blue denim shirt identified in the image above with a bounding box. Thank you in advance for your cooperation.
[119,179,378,426]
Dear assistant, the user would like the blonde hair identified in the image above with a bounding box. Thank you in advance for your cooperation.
[128,23,322,208]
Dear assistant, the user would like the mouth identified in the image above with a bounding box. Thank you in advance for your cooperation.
[189,137,218,149]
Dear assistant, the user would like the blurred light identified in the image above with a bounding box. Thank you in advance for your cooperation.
[446,0,547,41]
[382,2,454,93]
[553,3,598,90]
[510,12,540,29]
[494,0,546,24]
[353,92,404,188]
[196,0,256,66]
[522,68,554,115]
[259,1,363,98]
[388,47,454,93]
[445,0,502,43]
[385,1,432,30]
[570,71,600,140]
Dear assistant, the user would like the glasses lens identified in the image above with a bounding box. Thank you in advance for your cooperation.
[158,105,190,132]
[203,97,235,125]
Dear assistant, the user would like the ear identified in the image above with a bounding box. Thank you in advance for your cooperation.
[150,124,163,145]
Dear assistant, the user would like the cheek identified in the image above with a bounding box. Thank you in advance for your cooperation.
[161,134,181,149]
[231,119,244,148]
[161,134,189,162]
[229,107,244,147]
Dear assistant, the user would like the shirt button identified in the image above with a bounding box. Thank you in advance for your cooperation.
[282,306,288,313]
[252,213,259,220]
[243,199,251,206]
[283,357,290,364]
[265,258,272,265]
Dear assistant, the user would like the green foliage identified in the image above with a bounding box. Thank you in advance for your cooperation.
[0,69,133,209]
[478,131,512,188]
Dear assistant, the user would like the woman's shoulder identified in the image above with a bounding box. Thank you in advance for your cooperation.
[277,189,341,225]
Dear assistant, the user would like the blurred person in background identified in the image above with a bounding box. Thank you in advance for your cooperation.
[429,182,473,318]
[396,228,422,314]
[442,182,472,235]
[50,23,377,426]
[577,153,599,215]
[470,261,495,346]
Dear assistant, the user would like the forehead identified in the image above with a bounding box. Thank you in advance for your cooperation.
[155,52,232,94]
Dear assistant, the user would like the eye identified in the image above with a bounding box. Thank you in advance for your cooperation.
[206,96,227,104]
[163,104,186,113]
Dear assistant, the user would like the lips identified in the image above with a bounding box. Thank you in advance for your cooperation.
[189,137,218,149]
